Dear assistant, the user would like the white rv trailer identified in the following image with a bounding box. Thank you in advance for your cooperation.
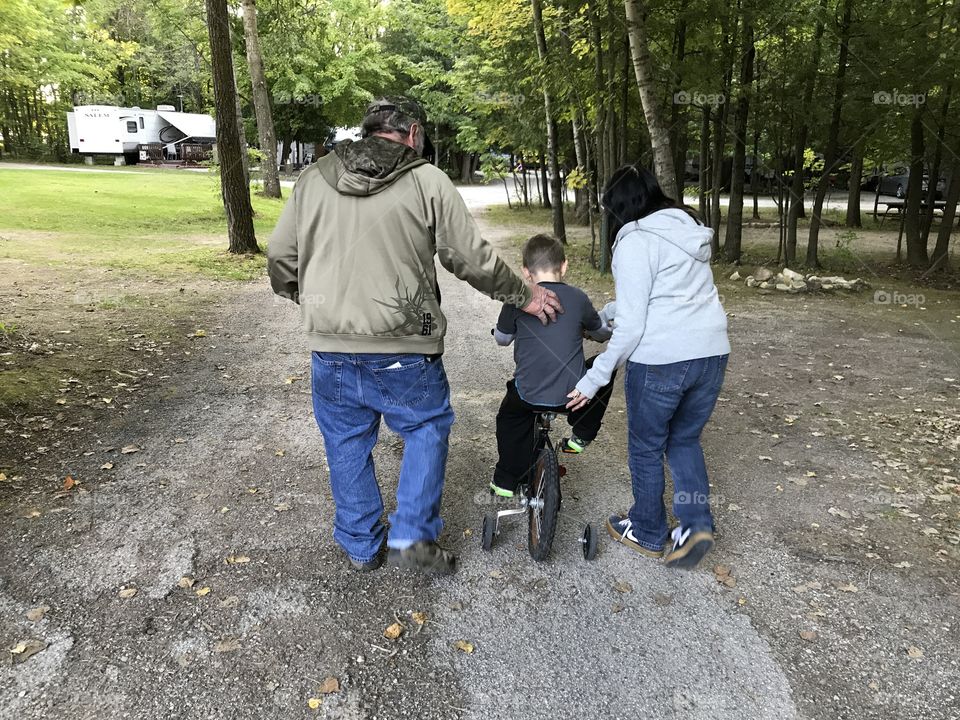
[67,104,216,165]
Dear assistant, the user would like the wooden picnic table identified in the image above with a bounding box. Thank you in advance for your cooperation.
[879,200,956,261]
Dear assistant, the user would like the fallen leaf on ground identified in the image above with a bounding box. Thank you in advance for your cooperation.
[307,698,323,710]
[120,445,140,454]
[24,510,41,519]
[9,640,47,664]
[195,586,211,597]
[411,612,428,625]
[713,564,731,577]
[177,576,195,589]
[383,623,404,640]
[284,376,301,384]
[612,580,633,594]
[611,602,626,613]
[828,507,851,519]
[836,583,859,593]
[118,587,138,599]
[453,640,475,654]
[906,645,924,660]
[192,329,207,338]
[799,630,818,642]
[213,638,241,653]
[275,449,285,457]
[488,569,504,579]
[25,606,50,622]
[100,462,114,470]
[225,555,250,565]
[892,561,912,569]
[0,473,6,482]
[274,503,291,512]
[319,677,340,694]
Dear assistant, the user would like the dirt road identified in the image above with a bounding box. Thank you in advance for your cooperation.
[1,206,958,719]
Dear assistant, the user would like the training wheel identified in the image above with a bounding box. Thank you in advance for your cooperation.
[482,513,496,551]
[581,522,598,561]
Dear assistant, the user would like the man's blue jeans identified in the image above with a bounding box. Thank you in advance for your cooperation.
[311,352,455,564]
[624,355,728,552]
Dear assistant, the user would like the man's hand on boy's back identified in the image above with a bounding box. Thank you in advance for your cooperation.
[521,283,563,325]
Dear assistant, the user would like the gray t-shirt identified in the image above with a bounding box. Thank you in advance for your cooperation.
[497,282,602,407]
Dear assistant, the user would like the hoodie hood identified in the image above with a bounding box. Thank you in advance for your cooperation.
[322,135,429,196]
[616,208,714,262]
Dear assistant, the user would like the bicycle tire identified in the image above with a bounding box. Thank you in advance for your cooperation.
[528,445,561,561]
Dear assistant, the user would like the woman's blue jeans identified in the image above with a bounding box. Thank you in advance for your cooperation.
[624,355,728,552]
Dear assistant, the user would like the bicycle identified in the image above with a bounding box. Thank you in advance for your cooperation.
[480,411,599,562]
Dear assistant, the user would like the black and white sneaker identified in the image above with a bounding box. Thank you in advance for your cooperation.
[605,514,664,559]
[663,526,714,569]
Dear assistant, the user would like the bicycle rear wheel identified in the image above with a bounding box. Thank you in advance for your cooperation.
[528,445,560,561]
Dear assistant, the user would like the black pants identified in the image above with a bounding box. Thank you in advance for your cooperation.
[493,356,616,491]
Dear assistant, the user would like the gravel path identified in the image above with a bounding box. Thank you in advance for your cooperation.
[2,195,957,720]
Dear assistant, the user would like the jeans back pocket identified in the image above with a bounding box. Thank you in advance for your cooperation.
[312,353,343,404]
[372,357,429,407]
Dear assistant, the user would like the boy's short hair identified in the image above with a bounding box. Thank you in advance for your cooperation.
[522,234,565,273]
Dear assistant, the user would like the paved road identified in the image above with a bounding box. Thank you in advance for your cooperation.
[0,161,896,215]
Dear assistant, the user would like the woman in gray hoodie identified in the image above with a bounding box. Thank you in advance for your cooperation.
[566,164,730,569]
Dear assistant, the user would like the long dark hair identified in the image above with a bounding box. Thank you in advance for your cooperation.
[601,164,702,243]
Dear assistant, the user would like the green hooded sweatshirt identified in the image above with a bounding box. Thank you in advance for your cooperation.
[267,135,531,355]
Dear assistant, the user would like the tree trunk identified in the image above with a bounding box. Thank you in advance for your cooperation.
[846,137,864,228]
[669,7,689,199]
[904,108,928,266]
[531,0,565,241]
[206,0,258,254]
[922,86,950,244]
[539,151,550,209]
[624,0,676,189]
[751,124,761,220]
[806,0,851,268]
[698,106,710,218]
[930,151,959,271]
[724,19,754,263]
[709,100,725,242]
[241,0,281,198]
[785,0,827,266]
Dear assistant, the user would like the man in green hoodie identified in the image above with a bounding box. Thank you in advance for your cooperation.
[267,97,561,575]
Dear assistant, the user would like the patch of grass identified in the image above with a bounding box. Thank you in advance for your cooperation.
[0,166,281,281]
[0,167,283,239]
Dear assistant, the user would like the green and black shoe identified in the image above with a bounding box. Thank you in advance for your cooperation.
[561,435,591,454]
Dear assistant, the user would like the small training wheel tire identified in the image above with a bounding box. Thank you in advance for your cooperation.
[482,513,496,551]
[581,522,598,561]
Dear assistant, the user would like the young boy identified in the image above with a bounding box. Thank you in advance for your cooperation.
[491,234,615,497]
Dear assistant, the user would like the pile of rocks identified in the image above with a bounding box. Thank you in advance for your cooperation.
[729,267,869,294]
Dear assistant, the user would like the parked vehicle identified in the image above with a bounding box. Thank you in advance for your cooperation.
[863,165,945,199]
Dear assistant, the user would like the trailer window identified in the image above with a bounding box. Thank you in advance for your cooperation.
[139,117,144,129]
[126,121,137,133]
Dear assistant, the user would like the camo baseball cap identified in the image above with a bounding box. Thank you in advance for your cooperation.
[362,96,433,159]
[363,96,428,127]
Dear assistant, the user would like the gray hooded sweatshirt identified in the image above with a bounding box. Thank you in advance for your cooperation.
[575,208,730,398]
